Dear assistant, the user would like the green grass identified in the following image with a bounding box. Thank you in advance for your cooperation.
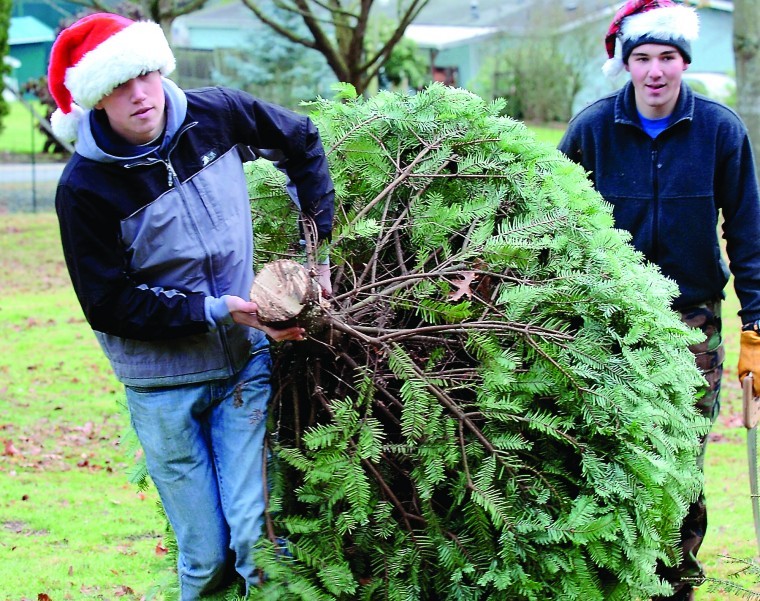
[2,203,759,599]
[0,100,49,155]
[0,213,171,600]
[528,123,566,147]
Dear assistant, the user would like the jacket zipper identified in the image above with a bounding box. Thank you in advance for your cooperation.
[123,121,198,187]
[651,141,660,263]
[166,161,177,187]
[164,143,236,373]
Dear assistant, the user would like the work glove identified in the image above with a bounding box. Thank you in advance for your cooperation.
[738,329,760,397]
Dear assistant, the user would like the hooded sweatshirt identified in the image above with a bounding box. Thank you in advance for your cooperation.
[55,79,335,386]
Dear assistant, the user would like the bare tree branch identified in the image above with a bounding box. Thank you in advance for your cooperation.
[240,0,432,94]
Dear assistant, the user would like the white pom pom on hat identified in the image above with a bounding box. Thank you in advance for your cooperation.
[47,13,175,142]
[602,39,625,78]
[602,0,700,78]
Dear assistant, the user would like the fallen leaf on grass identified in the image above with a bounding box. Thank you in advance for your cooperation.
[3,439,22,456]
[114,585,135,596]
[37,594,52,601]
[155,540,168,556]
[721,412,744,429]
[74,421,95,437]
[79,585,100,594]
[116,543,137,556]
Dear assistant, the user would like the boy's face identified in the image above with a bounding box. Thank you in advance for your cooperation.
[95,71,166,145]
[625,43,689,120]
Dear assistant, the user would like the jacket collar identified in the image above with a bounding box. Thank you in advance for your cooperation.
[614,80,695,131]
[74,77,188,163]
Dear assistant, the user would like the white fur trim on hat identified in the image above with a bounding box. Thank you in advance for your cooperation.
[603,39,625,78]
[620,4,699,45]
[51,103,85,143]
[65,21,175,109]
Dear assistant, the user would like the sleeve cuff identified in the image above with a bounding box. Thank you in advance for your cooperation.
[204,295,234,330]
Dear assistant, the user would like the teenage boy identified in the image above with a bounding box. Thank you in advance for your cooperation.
[48,12,334,599]
[558,1,760,599]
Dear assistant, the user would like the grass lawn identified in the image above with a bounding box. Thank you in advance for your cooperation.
[0,213,171,600]
[0,100,50,156]
[1,119,759,597]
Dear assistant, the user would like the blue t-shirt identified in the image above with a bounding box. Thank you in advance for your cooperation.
[638,112,670,139]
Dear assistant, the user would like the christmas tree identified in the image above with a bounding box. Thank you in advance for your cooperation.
[242,83,710,600]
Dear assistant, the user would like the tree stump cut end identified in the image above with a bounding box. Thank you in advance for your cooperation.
[250,259,321,325]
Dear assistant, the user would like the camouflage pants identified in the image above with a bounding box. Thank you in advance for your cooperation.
[654,300,724,600]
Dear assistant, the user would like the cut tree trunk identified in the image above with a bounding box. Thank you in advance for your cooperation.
[250,259,326,330]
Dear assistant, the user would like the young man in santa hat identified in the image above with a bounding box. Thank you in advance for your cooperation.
[48,12,334,599]
[559,1,760,599]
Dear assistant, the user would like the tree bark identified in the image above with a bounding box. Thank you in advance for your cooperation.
[734,0,760,176]
[250,259,324,327]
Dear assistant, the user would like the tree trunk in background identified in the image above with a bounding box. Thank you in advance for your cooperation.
[240,0,430,95]
[734,0,760,176]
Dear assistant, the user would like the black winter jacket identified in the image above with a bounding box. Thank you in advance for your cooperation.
[558,81,760,324]
[55,80,335,386]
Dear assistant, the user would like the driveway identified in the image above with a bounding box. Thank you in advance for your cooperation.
[0,162,66,183]
[0,162,66,213]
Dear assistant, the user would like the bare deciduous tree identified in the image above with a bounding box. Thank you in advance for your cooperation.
[239,0,430,95]
[734,0,760,175]
[68,0,206,38]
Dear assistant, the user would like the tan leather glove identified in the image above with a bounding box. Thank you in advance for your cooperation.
[738,330,760,397]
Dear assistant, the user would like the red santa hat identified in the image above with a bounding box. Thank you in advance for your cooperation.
[602,0,699,78]
[47,13,175,142]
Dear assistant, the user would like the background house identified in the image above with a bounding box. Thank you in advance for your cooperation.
[8,0,81,93]
[7,16,54,95]
[5,0,737,114]
[170,2,266,89]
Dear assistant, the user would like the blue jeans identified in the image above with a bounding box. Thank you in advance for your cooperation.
[125,346,271,600]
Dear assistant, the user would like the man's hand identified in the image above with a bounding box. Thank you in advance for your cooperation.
[314,262,332,297]
[739,330,760,397]
[225,296,305,342]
